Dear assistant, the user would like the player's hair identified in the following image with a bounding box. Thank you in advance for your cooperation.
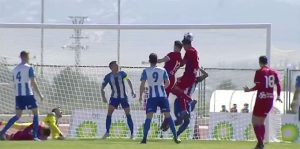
[109,61,117,68]
[174,40,183,49]
[51,107,61,113]
[149,53,158,64]
[20,50,29,57]
[41,127,51,137]
[259,56,268,65]
[182,32,193,45]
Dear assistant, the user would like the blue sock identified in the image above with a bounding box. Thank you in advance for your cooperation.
[177,119,190,136]
[166,117,177,139]
[143,118,151,140]
[126,115,134,136]
[106,115,112,134]
[33,114,39,138]
[0,115,19,135]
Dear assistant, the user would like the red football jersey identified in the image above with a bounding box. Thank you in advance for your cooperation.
[254,66,280,100]
[164,52,182,76]
[183,47,199,78]
[10,124,47,140]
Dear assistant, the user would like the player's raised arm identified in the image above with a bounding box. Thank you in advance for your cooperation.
[30,68,44,101]
[157,56,170,63]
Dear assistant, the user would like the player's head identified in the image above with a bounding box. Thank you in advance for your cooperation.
[149,53,158,65]
[20,50,30,63]
[41,127,51,137]
[233,104,237,108]
[259,56,268,67]
[173,40,183,52]
[221,105,226,109]
[244,103,249,108]
[109,61,119,73]
[182,32,193,50]
[52,107,63,118]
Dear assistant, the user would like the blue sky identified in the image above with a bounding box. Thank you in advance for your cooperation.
[0,0,299,68]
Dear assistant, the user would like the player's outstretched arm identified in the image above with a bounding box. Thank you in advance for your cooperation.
[139,81,146,104]
[157,56,170,63]
[31,78,44,101]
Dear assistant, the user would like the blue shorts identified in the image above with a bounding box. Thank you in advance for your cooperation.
[146,97,170,113]
[174,98,195,118]
[296,76,300,88]
[15,95,38,110]
[109,97,130,109]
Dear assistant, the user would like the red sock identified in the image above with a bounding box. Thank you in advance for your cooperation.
[254,125,263,144]
[260,125,265,143]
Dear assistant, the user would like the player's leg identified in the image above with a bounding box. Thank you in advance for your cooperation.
[122,99,134,138]
[103,98,118,138]
[0,96,24,140]
[28,95,39,140]
[160,98,181,144]
[141,98,157,144]
[166,75,175,97]
[177,102,191,137]
[0,110,22,140]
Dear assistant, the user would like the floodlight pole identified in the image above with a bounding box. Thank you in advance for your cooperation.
[117,0,121,66]
[40,0,44,76]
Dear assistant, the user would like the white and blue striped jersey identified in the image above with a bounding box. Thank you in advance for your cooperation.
[102,71,128,99]
[140,66,169,98]
[13,63,35,96]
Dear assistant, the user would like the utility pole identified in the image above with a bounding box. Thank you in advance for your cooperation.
[62,16,88,67]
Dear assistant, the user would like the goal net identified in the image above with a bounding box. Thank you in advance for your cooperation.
[0,24,281,141]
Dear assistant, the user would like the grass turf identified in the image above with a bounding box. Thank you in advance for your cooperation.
[0,139,298,149]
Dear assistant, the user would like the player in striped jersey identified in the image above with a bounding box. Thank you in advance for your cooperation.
[0,51,44,141]
[101,61,136,139]
[139,53,181,144]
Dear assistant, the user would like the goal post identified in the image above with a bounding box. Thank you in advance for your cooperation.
[0,23,274,140]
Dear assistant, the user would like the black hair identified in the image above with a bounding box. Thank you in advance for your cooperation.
[20,51,29,57]
[149,53,158,64]
[52,107,60,113]
[109,61,117,68]
[259,56,268,65]
[174,40,183,49]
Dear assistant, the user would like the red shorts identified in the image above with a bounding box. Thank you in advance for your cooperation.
[175,75,196,90]
[253,99,273,117]
[166,75,175,97]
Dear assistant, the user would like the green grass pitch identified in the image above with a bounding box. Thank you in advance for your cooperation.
[0,139,299,149]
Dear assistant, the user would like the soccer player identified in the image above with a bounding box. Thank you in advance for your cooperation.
[161,68,208,137]
[139,53,181,144]
[244,56,282,149]
[171,32,200,119]
[101,61,136,139]
[3,123,50,140]
[142,41,183,96]
[43,107,65,140]
[230,104,238,113]
[0,51,44,141]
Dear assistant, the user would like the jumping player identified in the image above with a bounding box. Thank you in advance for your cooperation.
[139,53,181,144]
[244,56,282,149]
[101,61,136,139]
[171,33,200,119]
[161,68,208,137]
[0,51,44,141]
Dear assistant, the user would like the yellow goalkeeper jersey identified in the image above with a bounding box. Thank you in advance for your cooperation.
[43,112,62,139]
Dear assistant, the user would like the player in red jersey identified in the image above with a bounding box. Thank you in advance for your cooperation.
[244,56,282,149]
[171,33,200,119]
[158,40,183,96]
[3,123,50,140]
